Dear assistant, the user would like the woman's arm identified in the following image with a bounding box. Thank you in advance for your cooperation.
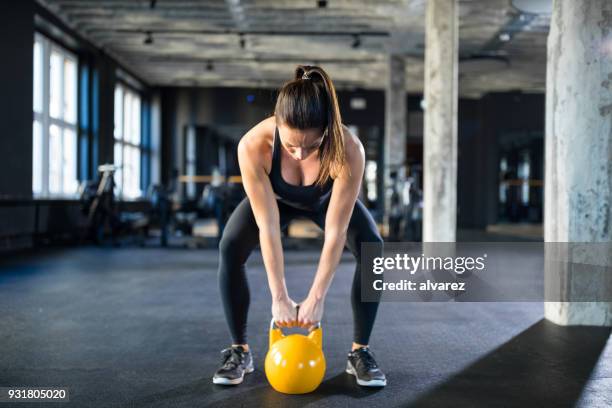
[297,127,366,328]
[237,120,297,327]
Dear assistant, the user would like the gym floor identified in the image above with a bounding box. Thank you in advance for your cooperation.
[1,246,610,408]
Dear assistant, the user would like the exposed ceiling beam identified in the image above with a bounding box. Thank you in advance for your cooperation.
[85,28,391,37]
[143,56,383,64]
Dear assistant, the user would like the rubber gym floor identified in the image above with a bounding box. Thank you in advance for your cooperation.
[1,246,611,408]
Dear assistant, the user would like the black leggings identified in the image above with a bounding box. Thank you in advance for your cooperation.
[217,197,383,345]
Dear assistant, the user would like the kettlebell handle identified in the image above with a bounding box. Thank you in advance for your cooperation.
[269,318,323,350]
[270,318,321,331]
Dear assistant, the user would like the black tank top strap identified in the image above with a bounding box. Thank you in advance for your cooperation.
[270,126,281,177]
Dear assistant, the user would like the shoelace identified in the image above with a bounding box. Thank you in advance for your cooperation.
[220,347,246,369]
[353,347,378,371]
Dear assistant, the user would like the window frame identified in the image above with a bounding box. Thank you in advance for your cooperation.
[113,81,144,200]
[33,32,79,198]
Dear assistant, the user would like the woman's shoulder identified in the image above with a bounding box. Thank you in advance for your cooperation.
[340,124,365,163]
[237,116,276,173]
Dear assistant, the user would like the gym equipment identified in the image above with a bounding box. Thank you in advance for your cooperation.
[81,164,150,246]
[199,182,245,241]
[264,319,326,394]
[146,184,172,247]
[178,173,245,245]
[386,164,423,242]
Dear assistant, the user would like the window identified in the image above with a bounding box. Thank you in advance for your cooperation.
[33,33,78,197]
[185,126,197,199]
[499,157,508,204]
[519,151,531,205]
[114,83,142,199]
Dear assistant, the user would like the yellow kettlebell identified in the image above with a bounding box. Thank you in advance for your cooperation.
[264,319,326,394]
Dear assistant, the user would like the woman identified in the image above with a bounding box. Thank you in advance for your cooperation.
[213,65,386,388]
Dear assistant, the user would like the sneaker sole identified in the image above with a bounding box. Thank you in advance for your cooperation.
[212,363,254,385]
[346,361,387,387]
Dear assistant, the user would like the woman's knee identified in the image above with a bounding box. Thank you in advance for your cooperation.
[219,205,256,257]
[367,230,384,244]
[351,230,384,259]
[219,231,245,261]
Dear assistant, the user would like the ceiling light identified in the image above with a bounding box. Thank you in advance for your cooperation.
[499,33,511,42]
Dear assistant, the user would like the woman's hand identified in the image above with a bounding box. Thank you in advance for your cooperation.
[272,296,299,328]
[297,294,325,330]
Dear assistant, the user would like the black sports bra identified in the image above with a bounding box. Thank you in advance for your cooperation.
[268,126,334,211]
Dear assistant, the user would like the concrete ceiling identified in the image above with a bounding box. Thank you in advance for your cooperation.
[38,0,551,97]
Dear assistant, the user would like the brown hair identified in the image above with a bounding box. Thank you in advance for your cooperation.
[274,65,347,188]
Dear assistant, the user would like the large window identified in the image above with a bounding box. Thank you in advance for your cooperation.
[33,34,78,197]
[114,83,142,199]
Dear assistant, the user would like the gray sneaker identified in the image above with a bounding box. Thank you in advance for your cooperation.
[212,346,254,385]
[346,347,387,387]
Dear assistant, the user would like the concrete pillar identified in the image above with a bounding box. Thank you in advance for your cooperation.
[383,55,407,233]
[544,0,612,325]
[423,0,458,242]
